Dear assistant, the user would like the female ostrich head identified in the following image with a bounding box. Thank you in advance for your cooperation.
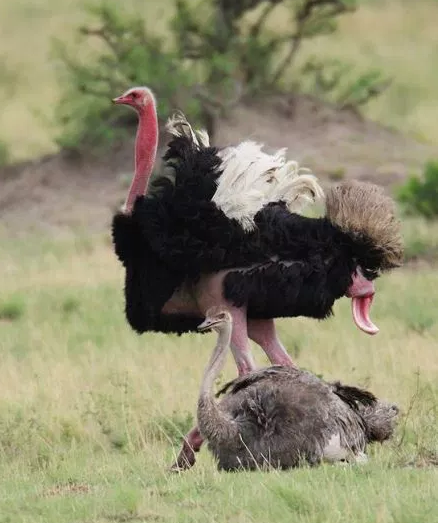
[112,86,158,214]
[197,306,233,333]
[325,181,404,334]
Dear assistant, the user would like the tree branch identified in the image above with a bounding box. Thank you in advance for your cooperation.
[193,79,244,112]
[339,79,392,111]
[249,1,278,38]
[80,26,129,61]
[269,0,352,86]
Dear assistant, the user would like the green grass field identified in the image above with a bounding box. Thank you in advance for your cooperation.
[0,218,437,522]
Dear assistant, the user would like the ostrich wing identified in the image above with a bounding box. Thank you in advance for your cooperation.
[214,141,323,231]
[330,383,377,410]
[216,366,294,397]
[131,128,328,278]
[112,209,200,335]
[166,113,323,232]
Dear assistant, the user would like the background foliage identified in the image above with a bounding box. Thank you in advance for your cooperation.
[397,160,438,219]
[54,0,389,152]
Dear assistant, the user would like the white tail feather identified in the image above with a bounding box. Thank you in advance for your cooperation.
[166,112,210,148]
[166,115,323,231]
[214,142,324,231]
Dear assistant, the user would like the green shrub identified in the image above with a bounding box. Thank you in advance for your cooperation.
[397,161,438,219]
[53,2,198,153]
[327,166,346,180]
[54,0,388,153]
[404,238,431,260]
[61,297,80,315]
[301,56,390,111]
[0,297,25,321]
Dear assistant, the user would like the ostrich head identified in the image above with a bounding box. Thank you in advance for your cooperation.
[112,86,155,113]
[326,181,404,335]
[197,307,232,333]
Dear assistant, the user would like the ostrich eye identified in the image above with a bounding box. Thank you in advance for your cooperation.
[131,92,139,99]
[362,267,380,281]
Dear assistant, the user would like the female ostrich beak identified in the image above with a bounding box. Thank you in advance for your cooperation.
[197,309,230,332]
[197,318,219,332]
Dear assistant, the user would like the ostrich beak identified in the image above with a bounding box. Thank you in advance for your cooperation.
[198,317,224,332]
[197,318,213,332]
[112,95,125,105]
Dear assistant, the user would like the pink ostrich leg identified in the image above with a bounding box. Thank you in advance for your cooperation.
[247,319,296,368]
[228,307,257,376]
[194,272,257,376]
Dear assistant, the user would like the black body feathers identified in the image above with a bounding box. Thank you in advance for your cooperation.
[112,133,384,334]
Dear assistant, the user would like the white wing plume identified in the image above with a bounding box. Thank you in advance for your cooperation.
[166,113,324,231]
[166,111,210,148]
[214,142,324,231]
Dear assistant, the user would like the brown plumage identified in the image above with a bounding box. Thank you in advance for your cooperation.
[197,308,399,471]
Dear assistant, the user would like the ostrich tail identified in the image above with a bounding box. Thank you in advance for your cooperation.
[166,112,210,148]
[214,142,324,231]
[325,180,404,270]
[359,400,399,443]
[331,382,377,411]
[269,162,324,215]
[213,188,266,232]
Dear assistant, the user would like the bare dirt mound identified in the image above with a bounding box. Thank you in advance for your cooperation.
[1,94,436,234]
[217,95,437,184]
[0,146,132,235]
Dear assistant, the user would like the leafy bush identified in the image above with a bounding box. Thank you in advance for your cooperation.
[54,0,389,153]
[53,3,198,153]
[300,56,390,110]
[397,161,438,219]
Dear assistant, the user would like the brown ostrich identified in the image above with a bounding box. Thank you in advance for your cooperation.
[196,307,399,471]
[111,86,403,470]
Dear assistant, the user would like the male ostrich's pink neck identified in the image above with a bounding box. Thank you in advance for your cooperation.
[124,100,158,213]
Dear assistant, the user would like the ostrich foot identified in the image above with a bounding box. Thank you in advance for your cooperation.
[169,426,203,473]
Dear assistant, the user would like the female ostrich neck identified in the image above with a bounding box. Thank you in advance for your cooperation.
[198,321,239,445]
[124,102,158,213]
[200,324,232,399]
